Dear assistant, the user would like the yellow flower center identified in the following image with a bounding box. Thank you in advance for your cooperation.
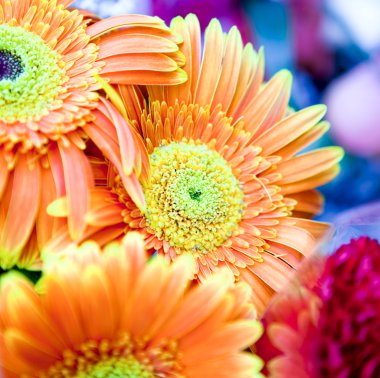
[0,24,66,123]
[144,141,244,255]
[42,334,183,378]
[75,356,154,378]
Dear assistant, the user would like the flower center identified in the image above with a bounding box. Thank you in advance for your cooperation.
[42,334,182,378]
[0,50,24,80]
[144,141,244,255]
[0,24,66,123]
[75,356,154,378]
[189,188,202,201]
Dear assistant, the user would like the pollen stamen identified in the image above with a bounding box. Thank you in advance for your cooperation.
[143,140,244,256]
[42,333,182,377]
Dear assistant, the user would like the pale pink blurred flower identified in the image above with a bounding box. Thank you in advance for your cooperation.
[324,60,380,157]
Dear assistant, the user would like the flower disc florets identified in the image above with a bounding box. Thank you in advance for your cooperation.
[0,24,66,123]
[144,140,244,255]
[80,356,154,378]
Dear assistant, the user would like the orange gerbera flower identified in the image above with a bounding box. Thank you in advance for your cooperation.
[0,232,263,377]
[48,14,343,314]
[0,0,186,269]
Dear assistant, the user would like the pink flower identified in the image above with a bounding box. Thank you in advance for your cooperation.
[257,237,380,378]
[315,237,380,377]
[286,0,333,78]
[325,60,380,157]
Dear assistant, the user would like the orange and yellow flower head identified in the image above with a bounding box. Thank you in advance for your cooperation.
[0,232,263,377]
[0,0,186,269]
[47,14,343,315]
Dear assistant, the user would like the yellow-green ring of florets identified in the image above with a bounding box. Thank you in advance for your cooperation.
[75,356,154,378]
[0,24,66,123]
[144,141,244,255]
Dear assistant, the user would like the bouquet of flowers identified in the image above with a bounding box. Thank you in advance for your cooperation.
[0,0,377,377]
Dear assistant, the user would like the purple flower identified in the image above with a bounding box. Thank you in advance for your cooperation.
[152,0,253,42]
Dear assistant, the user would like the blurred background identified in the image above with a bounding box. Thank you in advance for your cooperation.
[73,0,380,243]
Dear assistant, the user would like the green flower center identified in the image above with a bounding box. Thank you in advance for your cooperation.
[189,188,202,201]
[0,24,66,123]
[0,50,24,80]
[75,356,154,378]
[144,141,244,255]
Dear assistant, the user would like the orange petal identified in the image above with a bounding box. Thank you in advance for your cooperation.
[211,26,243,111]
[275,121,330,159]
[147,255,195,337]
[43,273,85,347]
[243,70,292,138]
[178,296,235,349]
[253,104,327,156]
[249,253,296,292]
[2,274,67,354]
[0,150,9,198]
[280,165,340,195]
[4,329,57,370]
[79,266,117,340]
[97,34,179,59]
[165,16,194,104]
[229,46,264,118]
[101,53,178,74]
[281,217,330,239]
[119,172,146,212]
[181,320,261,362]
[0,157,40,268]
[85,202,124,227]
[99,98,136,175]
[36,166,65,251]
[273,225,316,256]
[155,273,232,339]
[186,353,262,378]
[124,258,168,336]
[118,84,144,125]
[276,147,344,185]
[239,268,275,316]
[99,25,183,44]
[87,15,164,39]
[58,144,93,240]
[185,14,201,96]
[102,68,187,85]
[289,189,324,216]
[194,18,224,106]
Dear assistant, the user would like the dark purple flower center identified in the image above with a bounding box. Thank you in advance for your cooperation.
[0,49,24,81]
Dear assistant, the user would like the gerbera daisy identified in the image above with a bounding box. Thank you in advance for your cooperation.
[48,14,343,314]
[257,237,380,377]
[0,0,186,269]
[0,232,263,377]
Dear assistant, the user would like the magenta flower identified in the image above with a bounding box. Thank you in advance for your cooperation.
[257,237,380,378]
[286,0,333,78]
[315,237,380,377]
[152,0,253,42]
